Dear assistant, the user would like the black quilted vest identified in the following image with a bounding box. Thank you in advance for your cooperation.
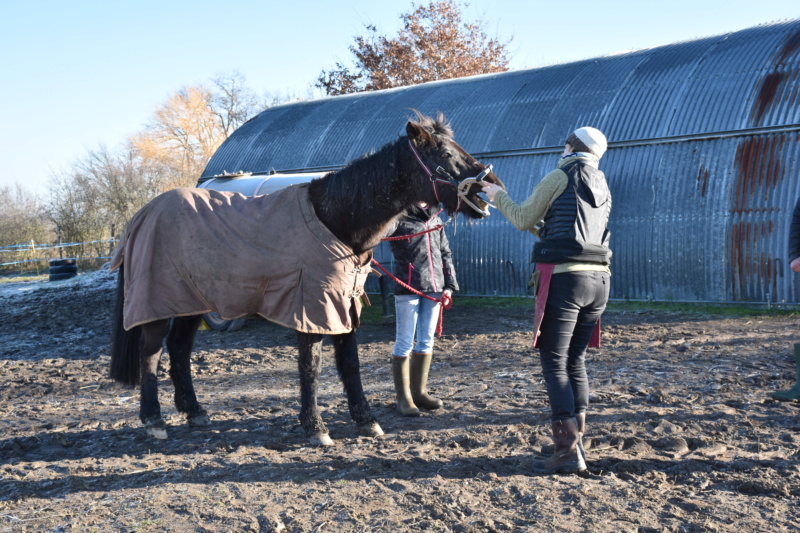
[532,159,612,265]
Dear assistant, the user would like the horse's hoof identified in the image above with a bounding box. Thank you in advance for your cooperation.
[188,413,210,427]
[310,433,334,446]
[358,422,384,437]
[144,421,168,440]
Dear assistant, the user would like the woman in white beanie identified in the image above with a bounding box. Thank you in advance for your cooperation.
[482,127,611,474]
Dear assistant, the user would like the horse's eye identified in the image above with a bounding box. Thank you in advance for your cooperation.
[442,152,452,159]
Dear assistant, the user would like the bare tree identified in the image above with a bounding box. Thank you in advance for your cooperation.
[317,0,511,95]
[47,168,105,256]
[73,145,164,231]
[46,144,164,259]
[211,70,263,137]
[0,185,52,246]
[0,184,54,272]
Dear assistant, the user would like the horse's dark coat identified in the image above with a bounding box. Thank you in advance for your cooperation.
[109,112,504,444]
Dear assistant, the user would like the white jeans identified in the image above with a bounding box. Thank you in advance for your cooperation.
[392,293,442,358]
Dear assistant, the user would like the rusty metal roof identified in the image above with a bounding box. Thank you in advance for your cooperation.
[203,19,800,304]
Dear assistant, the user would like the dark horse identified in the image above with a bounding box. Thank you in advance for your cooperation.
[109,111,504,446]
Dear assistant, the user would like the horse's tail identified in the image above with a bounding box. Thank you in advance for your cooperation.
[109,263,141,386]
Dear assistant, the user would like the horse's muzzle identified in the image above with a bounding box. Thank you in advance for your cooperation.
[458,165,500,217]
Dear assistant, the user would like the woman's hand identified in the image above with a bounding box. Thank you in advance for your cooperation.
[792,257,800,273]
[442,289,453,307]
[481,182,503,202]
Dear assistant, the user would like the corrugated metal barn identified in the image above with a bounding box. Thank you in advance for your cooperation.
[202,19,800,304]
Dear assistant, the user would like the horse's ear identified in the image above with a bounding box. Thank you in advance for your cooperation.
[407,121,436,149]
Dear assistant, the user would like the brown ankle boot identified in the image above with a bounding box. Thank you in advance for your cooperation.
[392,357,420,416]
[533,418,587,474]
[541,413,587,459]
[410,352,443,409]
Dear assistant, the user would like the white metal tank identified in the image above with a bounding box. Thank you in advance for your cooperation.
[197,171,324,196]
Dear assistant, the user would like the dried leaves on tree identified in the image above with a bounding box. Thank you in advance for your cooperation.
[317,1,511,96]
[131,72,263,190]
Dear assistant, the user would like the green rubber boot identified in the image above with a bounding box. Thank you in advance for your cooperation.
[392,356,420,416]
[410,351,443,410]
[772,343,800,402]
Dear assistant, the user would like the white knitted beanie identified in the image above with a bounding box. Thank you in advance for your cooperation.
[567,127,608,159]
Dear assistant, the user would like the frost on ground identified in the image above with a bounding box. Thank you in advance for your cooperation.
[1,267,799,532]
[0,262,117,299]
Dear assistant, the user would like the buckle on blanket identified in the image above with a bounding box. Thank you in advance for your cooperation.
[350,289,364,298]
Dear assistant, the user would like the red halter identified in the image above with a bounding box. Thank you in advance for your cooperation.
[407,140,459,205]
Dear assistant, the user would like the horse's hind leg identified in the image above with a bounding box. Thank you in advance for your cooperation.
[139,320,170,439]
[330,331,383,438]
[296,332,332,446]
[166,315,209,427]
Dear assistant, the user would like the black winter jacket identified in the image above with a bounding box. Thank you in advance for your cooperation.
[790,196,800,261]
[532,159,612,265]
[389,208,458,296]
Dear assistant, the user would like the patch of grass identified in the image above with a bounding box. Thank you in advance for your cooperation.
[358,295,396,325]
[453,295,532,310]
[0,273,48,284]
[361,293,799,322]
[453,296,798,318]
[607,300,798,318]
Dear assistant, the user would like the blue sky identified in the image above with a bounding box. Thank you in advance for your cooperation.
[1,0,798,196]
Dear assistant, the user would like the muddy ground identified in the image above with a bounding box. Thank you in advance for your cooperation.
[1,267,799,532]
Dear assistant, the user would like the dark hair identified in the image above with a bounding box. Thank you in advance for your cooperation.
[565,132,591,154]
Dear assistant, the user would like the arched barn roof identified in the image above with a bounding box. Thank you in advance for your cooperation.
[203,19,800,304]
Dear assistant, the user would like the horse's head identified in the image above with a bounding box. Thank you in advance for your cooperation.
[406,111,505,219]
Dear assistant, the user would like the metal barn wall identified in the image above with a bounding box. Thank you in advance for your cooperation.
[203,19,800,304]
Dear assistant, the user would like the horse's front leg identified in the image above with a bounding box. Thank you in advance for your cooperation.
[139,321,169,439]
[330,331,384,438]
[166,316,209,427]
[296,331,332,446]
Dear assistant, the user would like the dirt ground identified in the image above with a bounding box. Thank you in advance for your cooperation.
[1,267,799,533]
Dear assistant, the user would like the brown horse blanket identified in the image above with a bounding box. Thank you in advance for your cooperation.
[110,183,372,334]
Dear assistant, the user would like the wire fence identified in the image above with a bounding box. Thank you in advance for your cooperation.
[0,239,118,277]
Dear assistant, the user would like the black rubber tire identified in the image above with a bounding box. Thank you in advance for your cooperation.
[49,258,77,267]
[49,264,78,275]
[49,272,78,282]
[202,312,247,332]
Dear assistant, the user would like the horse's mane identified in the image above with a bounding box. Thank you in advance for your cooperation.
[315,111,453,208]
[411,110,454,139]
[311,140,400,214]
[306,138,405,252]
[307,111,455,252]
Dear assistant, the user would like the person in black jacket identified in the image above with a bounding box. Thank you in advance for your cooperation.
[389,205,458,416]
[773,196,800,401]
[482,126,611,474]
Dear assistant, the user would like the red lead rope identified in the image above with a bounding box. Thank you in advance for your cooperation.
[381,207,446,241]
[371,258,453,337]
[380,224,443,241]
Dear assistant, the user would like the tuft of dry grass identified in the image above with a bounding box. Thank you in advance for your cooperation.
[0,273,48,284]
